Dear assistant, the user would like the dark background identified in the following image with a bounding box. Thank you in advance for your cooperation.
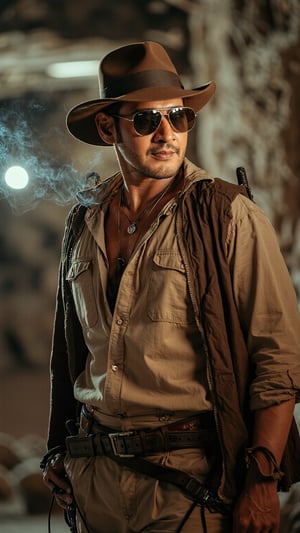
[0,1,299,525]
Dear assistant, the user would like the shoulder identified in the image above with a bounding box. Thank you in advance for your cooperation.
[183,160,250,205]
[64,203,87,232]
[76,171,121,208]
[188,177,249,215]
[227,194,279,253]
[230,193,273,228]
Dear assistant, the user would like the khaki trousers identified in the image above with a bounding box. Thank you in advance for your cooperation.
[64,448,232,533]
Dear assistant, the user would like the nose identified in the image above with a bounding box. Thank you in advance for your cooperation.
[152,114,176,142]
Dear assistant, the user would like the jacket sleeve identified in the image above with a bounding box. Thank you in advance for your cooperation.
[47,261,79,450]
[47,204,89,449]
[227,194,300,410]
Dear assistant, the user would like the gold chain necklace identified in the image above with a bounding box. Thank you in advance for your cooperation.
[119,179,175,235]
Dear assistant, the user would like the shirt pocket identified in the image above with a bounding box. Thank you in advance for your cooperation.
[147,251,194,325]
[66,259,98,328]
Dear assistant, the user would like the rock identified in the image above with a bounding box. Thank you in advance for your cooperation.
[0,464,14,500]
[13,457,52,514]
[0,433,21,470]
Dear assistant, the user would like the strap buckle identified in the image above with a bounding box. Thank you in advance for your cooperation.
[108,431,135,458]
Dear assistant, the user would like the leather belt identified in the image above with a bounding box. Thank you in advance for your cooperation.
[66,412,216,459]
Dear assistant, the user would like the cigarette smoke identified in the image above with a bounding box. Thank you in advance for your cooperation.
[0,99,101,214]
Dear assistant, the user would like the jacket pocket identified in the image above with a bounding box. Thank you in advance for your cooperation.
[147,251,194,325]
[67,259,98,328]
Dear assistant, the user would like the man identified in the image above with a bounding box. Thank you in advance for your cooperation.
[41,41,300,533]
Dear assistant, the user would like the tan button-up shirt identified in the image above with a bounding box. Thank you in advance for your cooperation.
[67,166,300,430]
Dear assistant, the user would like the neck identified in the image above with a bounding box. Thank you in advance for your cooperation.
[122,177,177,214]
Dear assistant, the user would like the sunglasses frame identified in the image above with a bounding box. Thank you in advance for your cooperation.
[112,106,197,136]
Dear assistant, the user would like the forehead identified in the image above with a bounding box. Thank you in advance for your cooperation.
[120,98,184,113]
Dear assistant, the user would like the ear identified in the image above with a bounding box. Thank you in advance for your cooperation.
[95,112,116,145]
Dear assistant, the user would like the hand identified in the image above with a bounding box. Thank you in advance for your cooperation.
[42,453,73,509]
[233,480,280,533]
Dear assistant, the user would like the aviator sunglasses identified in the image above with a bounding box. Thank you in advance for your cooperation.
[112,107,197,136]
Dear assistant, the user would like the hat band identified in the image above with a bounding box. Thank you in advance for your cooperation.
[102,69,184,98]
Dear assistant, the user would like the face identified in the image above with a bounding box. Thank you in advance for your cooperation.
[96,99,190,182]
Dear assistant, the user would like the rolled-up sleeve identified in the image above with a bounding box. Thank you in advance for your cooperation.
[227,194,300,410]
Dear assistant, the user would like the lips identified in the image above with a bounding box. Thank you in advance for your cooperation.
[151,149,178,159]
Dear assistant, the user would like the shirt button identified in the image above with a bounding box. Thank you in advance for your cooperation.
[116,318,123,325]
[112,364,119,372]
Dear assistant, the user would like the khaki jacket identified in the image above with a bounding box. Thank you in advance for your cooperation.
[47,160,300,501]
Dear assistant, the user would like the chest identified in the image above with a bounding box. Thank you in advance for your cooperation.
[105,188,179,286]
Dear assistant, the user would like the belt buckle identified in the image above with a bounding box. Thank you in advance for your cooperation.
[108,431,135,458]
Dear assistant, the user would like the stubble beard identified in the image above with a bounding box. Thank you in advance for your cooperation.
[141,145,184,180]
[138,163,180,181]
[117,142,185,181]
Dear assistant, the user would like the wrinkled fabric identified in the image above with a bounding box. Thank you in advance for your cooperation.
[64,448,232,533]
[47,158,300,500]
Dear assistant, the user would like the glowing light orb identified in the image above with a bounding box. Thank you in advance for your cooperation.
[4,166,29,189]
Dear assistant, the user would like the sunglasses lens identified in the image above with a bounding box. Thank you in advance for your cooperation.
[169,108,196,132]
[133,111,161,135]
[132,107,196,135]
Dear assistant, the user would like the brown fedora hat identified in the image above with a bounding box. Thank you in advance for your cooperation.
[66,41,216,146]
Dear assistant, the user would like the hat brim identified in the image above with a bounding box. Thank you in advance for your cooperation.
[66,81,216,146]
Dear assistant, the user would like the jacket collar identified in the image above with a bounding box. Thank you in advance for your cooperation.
[76,158,213,213]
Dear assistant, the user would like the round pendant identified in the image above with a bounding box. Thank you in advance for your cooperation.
[127,223,137,235]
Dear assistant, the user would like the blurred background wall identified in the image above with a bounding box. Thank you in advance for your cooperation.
[0,0,299,524]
